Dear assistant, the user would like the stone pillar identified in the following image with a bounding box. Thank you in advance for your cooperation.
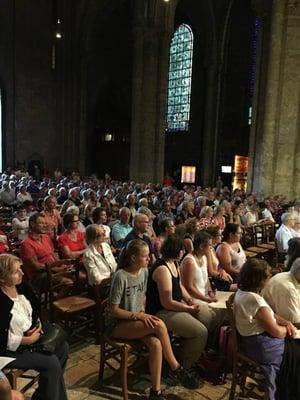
[129,0,175,183]
[201,63,218,187]
[249,0,300,198]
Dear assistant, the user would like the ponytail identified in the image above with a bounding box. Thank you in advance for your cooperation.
[117,239,148,270]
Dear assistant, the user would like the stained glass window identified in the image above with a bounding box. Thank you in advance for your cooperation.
[166,24,193,132]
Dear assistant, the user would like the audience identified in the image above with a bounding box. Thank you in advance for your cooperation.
[3,166,300,398]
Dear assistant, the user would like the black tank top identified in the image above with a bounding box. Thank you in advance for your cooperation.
[146,258,182,315]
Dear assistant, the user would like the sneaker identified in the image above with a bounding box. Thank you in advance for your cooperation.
[169,366,201,389]
[148,389,167,400]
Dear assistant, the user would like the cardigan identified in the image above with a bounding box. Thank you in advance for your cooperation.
[0,283,40,356]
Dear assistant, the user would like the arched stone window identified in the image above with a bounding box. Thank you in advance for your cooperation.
[166,23,193,132]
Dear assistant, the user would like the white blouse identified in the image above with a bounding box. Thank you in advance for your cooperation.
[7,294,32,351]
[181,254,209,303]
[234,289,276,336]
[83,243,117,285]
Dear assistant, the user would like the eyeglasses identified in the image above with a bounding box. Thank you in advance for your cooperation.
[72,219,79,223]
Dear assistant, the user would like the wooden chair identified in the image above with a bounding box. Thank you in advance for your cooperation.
[4,368,38,394]
[45,263,96,337]
[242,225,269,258]
[226,295,269,400]
[94,283,147,400]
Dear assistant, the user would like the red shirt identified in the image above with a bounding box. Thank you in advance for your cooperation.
[58,230,86,252]
[20,234,56,279]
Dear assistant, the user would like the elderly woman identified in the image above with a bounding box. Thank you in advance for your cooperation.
[65,205,85,233]
[183,217,200,254]
[198,206,213,229]
[211,206,226,232]
[176,201,195,224]
[92,207,111,244]
[82,204,94,227]
[234,258,300,400]
[153,218,176,258]
[43,195,62,240]
[58,213,87,260]
[12,205,29,241]
[16,185,33,204]
[83,224,116,287]
[0,254,69,400]
[216,223,246,278]
[138,206,157,241]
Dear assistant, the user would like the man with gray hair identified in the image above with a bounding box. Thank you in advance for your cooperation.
[123,213,155,265]
[275,212,297,256]
[263,257,300,327]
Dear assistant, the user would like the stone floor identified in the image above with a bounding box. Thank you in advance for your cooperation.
[20,329,263,400]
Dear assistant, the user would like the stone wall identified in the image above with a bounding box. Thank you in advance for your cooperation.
[249,0,300,198]
[0,0,58,171]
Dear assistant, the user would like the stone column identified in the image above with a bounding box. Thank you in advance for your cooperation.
[129,0,175,183]
[249,0,300,198]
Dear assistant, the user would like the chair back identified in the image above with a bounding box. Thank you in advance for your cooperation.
[226,293,239,364]
[241,226,255,248]
[93,281,111,335]
[261,222,275,243]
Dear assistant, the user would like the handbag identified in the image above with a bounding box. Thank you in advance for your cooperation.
[32,323,67,354]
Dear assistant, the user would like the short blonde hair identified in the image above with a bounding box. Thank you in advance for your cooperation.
[86,224,104,245]
[0,254,21,285]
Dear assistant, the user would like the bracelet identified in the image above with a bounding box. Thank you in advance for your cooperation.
[130,312,139,321]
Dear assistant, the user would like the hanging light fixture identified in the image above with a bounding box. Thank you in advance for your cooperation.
[55,18,62,39]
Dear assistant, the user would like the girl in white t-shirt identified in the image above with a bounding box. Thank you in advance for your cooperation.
[234,258,297,400]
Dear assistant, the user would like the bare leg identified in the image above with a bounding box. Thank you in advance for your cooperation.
[141,336,162,391]
[112,319,179,371]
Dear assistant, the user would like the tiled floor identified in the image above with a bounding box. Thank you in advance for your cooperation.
[21,330,261,400]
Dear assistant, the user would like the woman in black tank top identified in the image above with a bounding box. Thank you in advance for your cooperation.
[146,235,200,317]
[146,235,211,373]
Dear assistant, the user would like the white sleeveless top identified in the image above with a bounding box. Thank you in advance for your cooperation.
[181,253,209,299]
[223,242,246,272]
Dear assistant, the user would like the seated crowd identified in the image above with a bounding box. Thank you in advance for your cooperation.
[0,168,300,399]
